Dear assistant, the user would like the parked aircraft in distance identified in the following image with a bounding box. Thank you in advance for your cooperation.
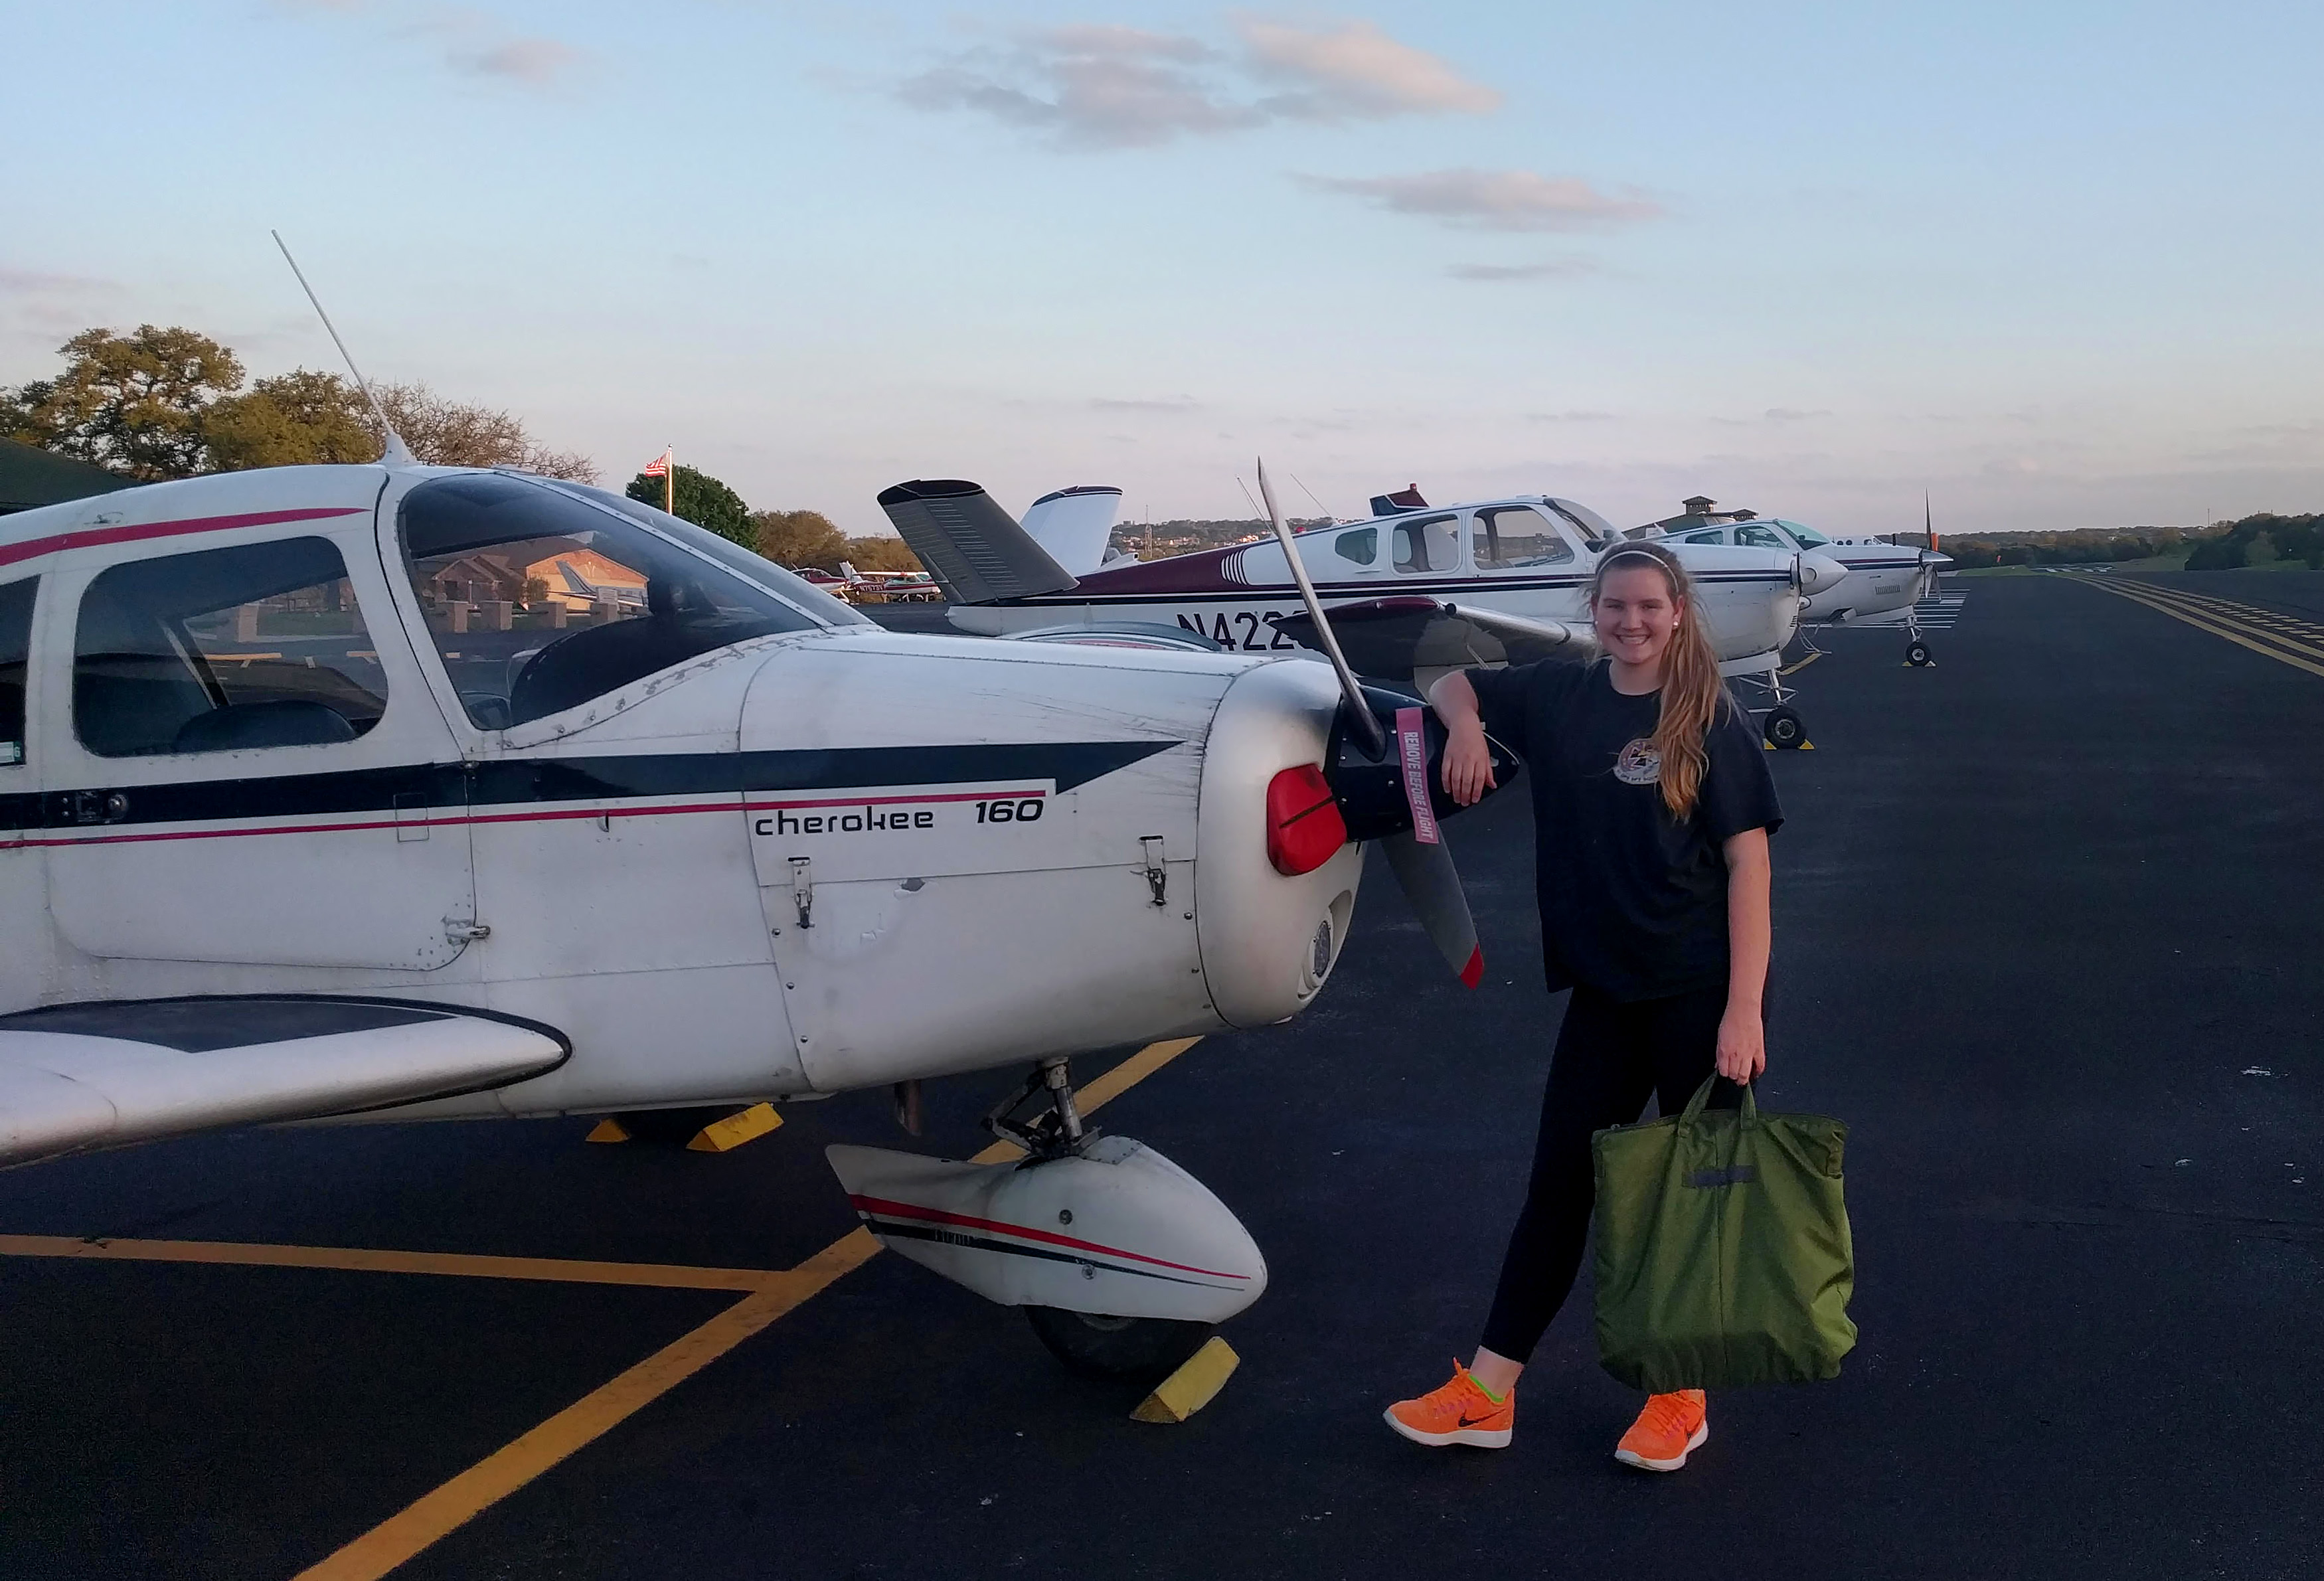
[884,480,1842,748]
[1633,497,1953,665]
[0,456,1508,1379]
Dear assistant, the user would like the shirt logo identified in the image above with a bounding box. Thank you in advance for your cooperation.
[1614,738,1662,786]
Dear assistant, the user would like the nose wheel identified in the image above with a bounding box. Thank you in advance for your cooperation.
[1762,706,1807,750]
[1025,1306,1214,1381]
[1905,639,1933,667]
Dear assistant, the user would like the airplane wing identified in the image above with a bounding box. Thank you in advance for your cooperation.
[0,997,569,1168]
[1273,596,1594,682]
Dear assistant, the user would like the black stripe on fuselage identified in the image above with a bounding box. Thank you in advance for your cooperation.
[1,740,1176,833]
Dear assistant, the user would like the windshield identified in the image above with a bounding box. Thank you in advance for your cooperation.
[398,472,850,730]
[1780,521,1833,548]
[1546,497,1620,544]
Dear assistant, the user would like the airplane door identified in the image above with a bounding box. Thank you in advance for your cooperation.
[37,509,477,971]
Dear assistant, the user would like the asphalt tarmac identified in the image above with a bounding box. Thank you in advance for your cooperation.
[3,576,2319,1580]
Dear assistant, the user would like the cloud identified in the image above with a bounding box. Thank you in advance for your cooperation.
[1299,168,1661,231]
[1236,17,1499,119]
[1091,396,1203,412]
[904,29,1256,148]
[0,268,120,297]
[1526,410,1616,423]
[902,17,1496,149]
[1765,408,1831,422]
[1447,256,1602,282]
[455,37,582,84]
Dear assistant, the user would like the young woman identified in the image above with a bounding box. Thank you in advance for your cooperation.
[1385,542,1782,1472]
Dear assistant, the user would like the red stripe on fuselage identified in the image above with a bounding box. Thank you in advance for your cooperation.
[847,1193,1250,1280]
[0,507,371,570]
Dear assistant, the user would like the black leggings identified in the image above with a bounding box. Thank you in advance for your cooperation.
[1479,981,1740,1363]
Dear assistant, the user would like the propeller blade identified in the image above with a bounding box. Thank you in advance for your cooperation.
[1258,458,1385,758]
[1380,830,1484,988]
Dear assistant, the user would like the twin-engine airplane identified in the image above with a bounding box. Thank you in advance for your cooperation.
[1632,497,1953,665]
[882,480,1842,749]
[0,456,1509,1378]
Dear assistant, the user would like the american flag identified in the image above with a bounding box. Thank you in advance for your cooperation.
[642,448,672,478]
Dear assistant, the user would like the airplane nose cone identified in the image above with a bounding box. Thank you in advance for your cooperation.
[1798,552,1848,595]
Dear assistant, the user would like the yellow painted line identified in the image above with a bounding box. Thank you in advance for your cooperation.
[2075,578,2324,679]
[0,1234,775,1291]
[295,1035,1203,1580]
[295,1230,883,1581]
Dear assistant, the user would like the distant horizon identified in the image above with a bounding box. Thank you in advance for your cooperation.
[7,3,2319,540]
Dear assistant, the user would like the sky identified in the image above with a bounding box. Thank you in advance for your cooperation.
[5,1,2321,537]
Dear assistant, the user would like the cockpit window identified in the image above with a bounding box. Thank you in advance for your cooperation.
[1333,527,1378,566]
[1683,529,1727,544]
[1392,514,1460,574]
[1736,524,1784,550]
[1780,521,1832,548]
[1545,498,1621,545]
[398,473,844,730]
[1,577,35,766]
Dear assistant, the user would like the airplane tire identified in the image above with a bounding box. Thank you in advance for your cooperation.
[1906,640,1933,667]
[1763,707,1806,750]
[1025,1306,1212,1382]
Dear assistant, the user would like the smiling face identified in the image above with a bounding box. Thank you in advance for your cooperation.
[1591,561,1683,675]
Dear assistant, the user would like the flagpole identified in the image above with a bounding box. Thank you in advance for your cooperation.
[664,447,674,516]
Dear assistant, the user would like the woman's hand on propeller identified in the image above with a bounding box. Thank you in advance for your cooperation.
[1441,721,1497,807]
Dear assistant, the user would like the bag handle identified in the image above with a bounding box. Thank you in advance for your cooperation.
[1679,1073,1757,1123]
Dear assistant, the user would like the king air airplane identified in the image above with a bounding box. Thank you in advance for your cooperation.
[0,453,1512,1378]
[890,481,1846,750]
[1633,497,1953,666]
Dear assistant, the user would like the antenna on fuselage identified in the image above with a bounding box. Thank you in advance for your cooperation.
[270,230,416,467]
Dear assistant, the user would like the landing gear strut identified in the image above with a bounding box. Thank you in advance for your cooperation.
[981,1056,1091,1159]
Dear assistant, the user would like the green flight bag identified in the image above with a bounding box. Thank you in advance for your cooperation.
[1591,1075,1856,1392]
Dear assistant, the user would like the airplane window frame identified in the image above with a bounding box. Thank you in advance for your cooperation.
[1333,527,1378,567]
[1779,521,1833,548]
[1736,524,1785,550]
[1683,529,1727,544]
[1471,505,1578,572]
[1391,514,1461,575]
[70,536,390,760]
[1,576,35,767]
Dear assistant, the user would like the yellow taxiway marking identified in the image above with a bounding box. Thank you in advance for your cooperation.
[0,1234,777,1292]
[293,1035,1204,1580]
[2073,576,2324,679]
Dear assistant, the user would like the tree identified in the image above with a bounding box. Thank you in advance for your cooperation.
[375,382,596,479]
[205,370,378,470]
[750,508,847,568]
[843,535,923,572]
[1,325,244,479]
[629,463,752,547]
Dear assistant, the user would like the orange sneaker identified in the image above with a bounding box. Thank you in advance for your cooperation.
[1614,1389,1708,1471]
[1384,1361,1514,1449]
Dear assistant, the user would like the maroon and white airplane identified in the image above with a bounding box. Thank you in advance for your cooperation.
[880,481,1839,749]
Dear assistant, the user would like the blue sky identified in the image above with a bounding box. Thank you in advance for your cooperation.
[6,1,2320,535]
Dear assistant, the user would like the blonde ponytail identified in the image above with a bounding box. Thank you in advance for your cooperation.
[1588,544,1726,821]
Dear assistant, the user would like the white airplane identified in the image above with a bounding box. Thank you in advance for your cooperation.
[0,455,1510,1380]
[887,481,1846,749]
[1633,498,1953,665]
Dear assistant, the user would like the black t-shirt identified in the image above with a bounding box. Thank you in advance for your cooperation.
[1465,659,1783,1003]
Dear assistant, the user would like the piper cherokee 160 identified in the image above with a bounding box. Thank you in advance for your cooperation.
[0,458,1510,1377]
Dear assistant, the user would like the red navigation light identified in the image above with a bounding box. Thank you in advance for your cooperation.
[1265,764,1347,876]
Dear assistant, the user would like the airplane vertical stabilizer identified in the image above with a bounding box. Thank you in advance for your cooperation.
[876,479,1080,606]
[1019,485,1124,576]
